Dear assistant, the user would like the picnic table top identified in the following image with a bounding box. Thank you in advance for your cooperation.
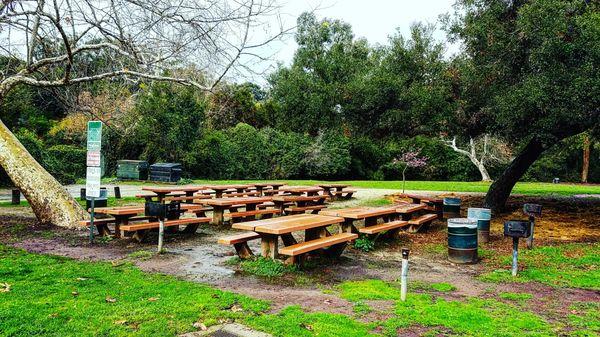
[199,196,271,207]
[319,206,397,219]
[278,186,323,194]
[317,183,350,189]
[395,203,427,213]
[142,186,205,194]
[232,214,344,234]
[203,184,253,191]
[252,182,287,187]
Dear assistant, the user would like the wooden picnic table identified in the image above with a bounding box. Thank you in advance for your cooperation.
[200,196,271,225]
[320,206,398,232]
[271,194,328,214]
[317,183,354,200]
[203,184,254,198]
[232,214,345,259]
[395,203,427,219]
[278,186,323,196]
[92,204,205,238]
[141,185,206,201]
[252,182,287,196]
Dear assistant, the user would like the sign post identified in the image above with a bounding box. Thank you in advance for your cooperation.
[86,121,102,243]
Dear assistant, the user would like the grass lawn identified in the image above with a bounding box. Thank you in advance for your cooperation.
[2,244,599,337]
[480,242,600,290]
[101,178,600,196]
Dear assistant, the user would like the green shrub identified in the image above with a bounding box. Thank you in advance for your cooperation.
[354,236,375,252]
[44,145,86,184]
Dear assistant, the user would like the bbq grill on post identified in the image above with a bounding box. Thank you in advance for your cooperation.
[504,220,531,277]
[523,203,542,249]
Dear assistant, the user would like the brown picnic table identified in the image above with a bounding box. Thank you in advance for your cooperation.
[200,196,273,225]
[252,182,287,196]
[278,186,323,196]
[203,184,254,198]
[141,185,206,201]
[320,206,398,232]
[317,183,356,200]
[91,204,207,238]
[272,194,329,214]
[231,214,354,262]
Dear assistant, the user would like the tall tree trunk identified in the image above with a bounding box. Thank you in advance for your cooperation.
[484,138,546,212]
[0,119,86,228]
[582,134,590,183]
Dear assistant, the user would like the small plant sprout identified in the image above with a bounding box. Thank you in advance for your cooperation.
[393,150,428,193]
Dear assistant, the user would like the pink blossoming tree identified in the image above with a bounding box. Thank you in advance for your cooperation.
[393,150,428,193]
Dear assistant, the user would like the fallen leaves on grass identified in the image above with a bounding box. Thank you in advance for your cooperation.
[192,322,207,330]
[0,283,10,292]
[105,296,117,303]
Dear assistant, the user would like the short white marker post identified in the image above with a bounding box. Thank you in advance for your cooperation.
[400,248,410,301]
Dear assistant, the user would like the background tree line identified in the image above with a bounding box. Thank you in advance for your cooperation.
[1,7,598,186]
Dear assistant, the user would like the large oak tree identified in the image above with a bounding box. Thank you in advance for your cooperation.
[446,0,600,210]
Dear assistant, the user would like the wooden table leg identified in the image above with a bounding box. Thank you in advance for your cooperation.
[212,206,225,226]
[281,233,297,246]
[215,190,223,198]
[114,216,128,238]
[245,203,257,221]
[342,219,357,233]
[261,234,279,259]
[364,217,378,228]
[97,224,111,237]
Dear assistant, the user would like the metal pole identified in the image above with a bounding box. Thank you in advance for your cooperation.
[512,237,519,277]
[526,216,534,250]
[400,248,410,301]
[114,186,121,199]
[89,197,95,243]
[157,218,165,253]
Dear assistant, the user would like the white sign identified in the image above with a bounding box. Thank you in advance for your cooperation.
[86,151,101,167]
[86,167,102,198]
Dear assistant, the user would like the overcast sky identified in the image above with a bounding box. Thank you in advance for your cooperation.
[245,0,459,84]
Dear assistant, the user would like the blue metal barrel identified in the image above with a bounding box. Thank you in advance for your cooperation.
[447,218,478,264]
[467,208,492,243]
[443,197,461,218]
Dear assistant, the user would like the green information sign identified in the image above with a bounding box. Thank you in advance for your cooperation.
[87,121,102,151]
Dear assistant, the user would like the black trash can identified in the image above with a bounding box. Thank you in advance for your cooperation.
[149,163,182,183]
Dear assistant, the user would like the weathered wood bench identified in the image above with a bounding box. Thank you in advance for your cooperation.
[358,220,409,235]
[284,204,328,215]
[164,195,211,202]
[407,213,438,233]
[218,232,261,258]
[227,208,281,222]
[279,232,358,263]
[120,217,210,241]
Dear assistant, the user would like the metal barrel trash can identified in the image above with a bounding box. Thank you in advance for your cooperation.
[443,197,461,219]
[86,187,108,209]
[467,208,492,244]
[447,218,478,264]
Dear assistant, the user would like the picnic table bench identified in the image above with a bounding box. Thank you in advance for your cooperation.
[395,203,437,232]
[320,206,406,236]
[199,196,276,226]
[225,214,356,264]
[398,194,443,219]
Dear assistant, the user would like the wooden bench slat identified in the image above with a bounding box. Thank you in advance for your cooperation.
[120,217,210,232]
[228,209,281,218]
[359,220,409,234]
[223,191,260,198]
[408,213,438,225]
[218,232,261,245]
[279,233,358,256]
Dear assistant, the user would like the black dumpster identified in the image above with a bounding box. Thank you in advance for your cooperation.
[149,163,182,183]
[117,160,149,180]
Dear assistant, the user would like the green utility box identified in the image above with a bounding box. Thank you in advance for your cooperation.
[117,160,149,180]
